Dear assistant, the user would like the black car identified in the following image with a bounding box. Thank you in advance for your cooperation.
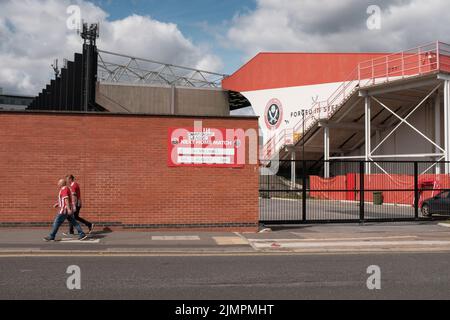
[421,190,450,217]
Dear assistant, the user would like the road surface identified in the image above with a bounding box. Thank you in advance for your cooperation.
[1,253,449,299]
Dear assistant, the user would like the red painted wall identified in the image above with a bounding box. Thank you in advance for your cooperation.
[310,174,450,206]
[0,112,259,231]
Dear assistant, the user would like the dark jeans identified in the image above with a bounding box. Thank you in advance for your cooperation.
[69,205,92,234]
[49,213,85,240]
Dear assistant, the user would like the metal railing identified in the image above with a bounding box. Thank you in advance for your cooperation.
[97,49,228,88]
[260,160,450,224]
[262,41,450,159]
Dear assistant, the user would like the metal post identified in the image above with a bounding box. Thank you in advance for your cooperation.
[365,96,371,174]
[324,126,330,178]
[401,52,405,78]
[418,47,422,74]
[371,60,374,84]
[375,130,381,149]
[302,110,305,162]
[435,92,441,174]
[302,160,307,222]
[170,85,176,114]
[437,41,441,71]
[84,44,89,111]
[291,152,296,190]
[414,162,419,220]
[301,110,307,222]
[386,56,389,81]
[358,62,361,83]
[82,43,94,112]
[359,161,365,223]
[445,80,450,173]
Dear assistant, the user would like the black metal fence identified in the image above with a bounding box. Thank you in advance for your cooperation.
[259,160,450,224]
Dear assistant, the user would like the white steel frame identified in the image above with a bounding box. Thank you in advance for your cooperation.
[444,79,450,173]
[97,49,228,88]
[264,41,450,169]
[329,80,450,175]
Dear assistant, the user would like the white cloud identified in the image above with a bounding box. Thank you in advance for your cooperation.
[227,0,450,59]
[0,0,223,95]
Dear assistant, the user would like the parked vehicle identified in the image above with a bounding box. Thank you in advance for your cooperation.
[421,190,450,217]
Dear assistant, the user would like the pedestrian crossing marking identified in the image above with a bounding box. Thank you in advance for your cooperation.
[213,237,249,245]
[60,238,100,243]
[248,239,450,249]
[249,236,418,242]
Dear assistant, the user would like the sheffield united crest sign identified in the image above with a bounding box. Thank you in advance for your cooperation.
[264,98,283,130]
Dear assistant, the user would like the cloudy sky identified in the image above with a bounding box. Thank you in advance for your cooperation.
[0,0,449,96]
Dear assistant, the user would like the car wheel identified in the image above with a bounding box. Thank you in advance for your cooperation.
[421,204,432,217]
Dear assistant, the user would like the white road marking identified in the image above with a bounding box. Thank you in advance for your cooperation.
[213,237,249,245]
[267,198,299,202]
[247,236,418,243]
[340,200,411,207]
[262,197,412,207]
[288,235,419,242]
[151,236,200,241]
[251,240,450,249]
[60,238,100,243]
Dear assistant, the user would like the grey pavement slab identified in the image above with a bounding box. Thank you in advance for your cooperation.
[240,222,450,253]
[0,228,254,252]
[1,222,450,254]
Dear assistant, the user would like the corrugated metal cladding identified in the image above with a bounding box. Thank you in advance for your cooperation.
[222,52,390,92]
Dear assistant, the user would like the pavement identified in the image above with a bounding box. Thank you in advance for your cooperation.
[1,221,450,255]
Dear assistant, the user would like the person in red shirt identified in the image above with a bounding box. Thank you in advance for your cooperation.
[44,179,87,241]
[64,174,94,235]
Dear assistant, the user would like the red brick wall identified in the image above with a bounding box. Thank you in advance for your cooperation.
[0,112,259,231]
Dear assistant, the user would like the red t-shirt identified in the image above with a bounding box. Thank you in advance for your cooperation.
[58,186,72,214]
[70,182,81,207]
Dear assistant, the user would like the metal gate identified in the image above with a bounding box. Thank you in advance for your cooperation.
[259,160,450,224]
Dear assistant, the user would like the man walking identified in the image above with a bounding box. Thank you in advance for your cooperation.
[64,174,94,235]
[44,179,88,241]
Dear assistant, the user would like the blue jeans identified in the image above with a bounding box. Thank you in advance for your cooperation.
[48,213,86,239]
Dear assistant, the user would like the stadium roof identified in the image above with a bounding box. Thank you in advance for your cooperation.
[222,52,391,92]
